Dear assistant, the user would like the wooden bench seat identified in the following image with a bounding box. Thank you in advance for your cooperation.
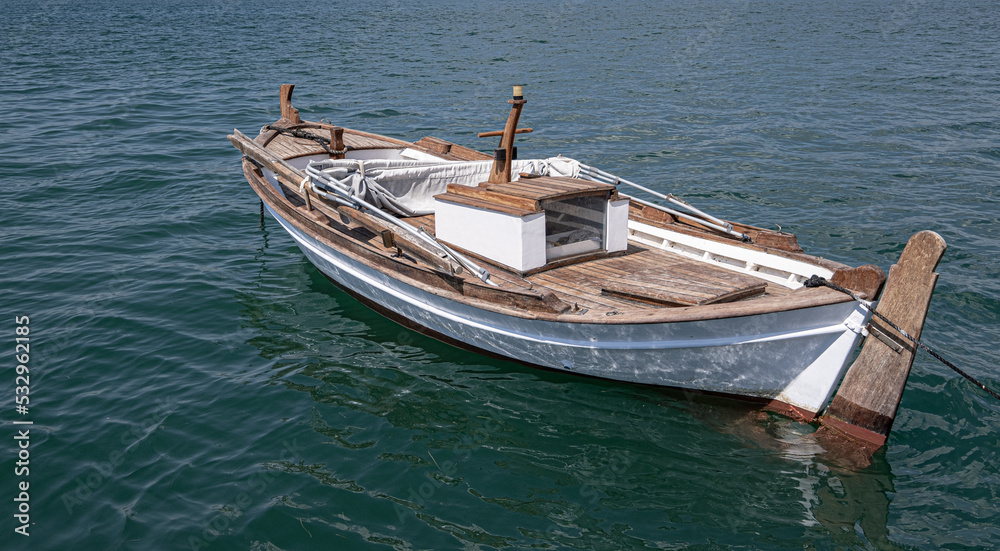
[548,247,770,307]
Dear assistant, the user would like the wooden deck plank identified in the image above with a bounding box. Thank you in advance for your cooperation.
[263,125,408,158]
[530,272,635,310]
[569,270,714,305]
[530,273,646,310]
[444,183,541,212]
[269,135,325,158]
[561,258,733,295]
[623,263,760,299]
[596,251,766,290]
[660,261,768,290]
[568,267,721,302]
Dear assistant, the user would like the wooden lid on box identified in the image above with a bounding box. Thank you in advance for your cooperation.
[434,176,617,216]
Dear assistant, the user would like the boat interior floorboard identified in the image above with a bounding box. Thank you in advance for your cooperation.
[397,213,791,312]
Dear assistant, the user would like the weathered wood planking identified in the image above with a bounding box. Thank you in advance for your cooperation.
[820,231,947,446]
[264,129,405,159]
[556,252,769,306]
[433,192,537,217]
[530,271,652,310]
[413,137,492,161]
[442,183,542,213]
[488,176,616,202]
[601,280,765,307]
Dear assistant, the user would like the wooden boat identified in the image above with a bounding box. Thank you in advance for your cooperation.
[230,85,946,449]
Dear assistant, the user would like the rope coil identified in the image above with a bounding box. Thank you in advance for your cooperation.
[804,275,1000,402]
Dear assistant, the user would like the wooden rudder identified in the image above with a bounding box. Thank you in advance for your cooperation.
[820,230,947,446]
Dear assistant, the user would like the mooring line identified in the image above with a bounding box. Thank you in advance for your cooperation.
[804,275,1000,402]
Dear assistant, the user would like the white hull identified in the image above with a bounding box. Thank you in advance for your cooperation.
[268,204,869,414]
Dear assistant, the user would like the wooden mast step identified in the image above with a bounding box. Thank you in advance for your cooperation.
[819,230,947,448]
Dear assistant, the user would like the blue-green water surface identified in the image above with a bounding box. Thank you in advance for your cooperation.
[2,1,998,549]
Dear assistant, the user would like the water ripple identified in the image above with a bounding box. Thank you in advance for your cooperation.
[3,0,999,549]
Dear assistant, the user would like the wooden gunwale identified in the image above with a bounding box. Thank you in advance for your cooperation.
[412,137,493,161]
[242,124,857,325]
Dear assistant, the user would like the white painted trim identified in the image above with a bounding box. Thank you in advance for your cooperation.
[399,148,441,161]
[627,221,835,288]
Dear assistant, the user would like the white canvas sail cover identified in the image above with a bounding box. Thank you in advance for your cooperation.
[308,157,581,216]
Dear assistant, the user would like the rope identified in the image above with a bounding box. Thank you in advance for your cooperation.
[804,275,1000,402]
[262,124,348,155]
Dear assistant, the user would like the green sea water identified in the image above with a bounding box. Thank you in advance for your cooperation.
[2,0,999,549]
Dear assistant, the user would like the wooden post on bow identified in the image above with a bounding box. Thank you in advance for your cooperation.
[479,85,533,184]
